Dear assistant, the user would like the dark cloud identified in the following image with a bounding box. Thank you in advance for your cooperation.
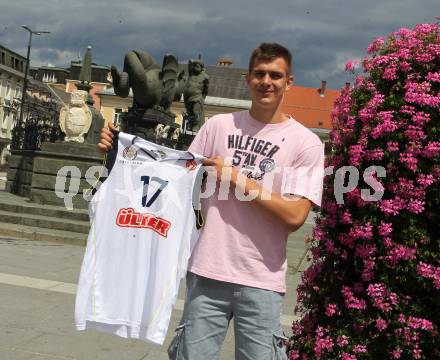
[0,0,438,89]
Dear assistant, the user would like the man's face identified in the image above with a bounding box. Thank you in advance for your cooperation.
[246,57,293,109]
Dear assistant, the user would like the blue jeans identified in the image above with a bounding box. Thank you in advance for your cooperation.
[168,272,288,360]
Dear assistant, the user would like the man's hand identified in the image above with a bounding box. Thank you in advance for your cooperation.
[97,121,119,153]
[202,156,232,181]
[203,155,311,231]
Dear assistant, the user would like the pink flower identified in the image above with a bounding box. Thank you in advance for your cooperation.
[337,335,349,347]
[353,345,367,353]
[378,221,393,236]
[386,244,416,266]
[289,349,300,359]
[355,244,376,259]
[345,60,358,73]
[379,197,405,215]
[348,223,373,241]
[354,75,365,87]
[405,80,440,107]
[372,111,399,139]
[341,353,357,360]
[407,199,425,214]
[422,141,440,158]
[367,36,385,53]
[417,174,434,187]
[386,141,399,152]
[400,105,416,115]
[325,303,338,317]
[349,145,364,166]
[417,262,440,289]
[399,152,418,171]
[376,318,388,331]
[412,111,431,125]
[340,210,352,224]
[367,283,399,312]
[427,71,440,82]
[398,314,406,323]
[391,348,402,359]
[383,64,398,80]
[341,286,367,310]
[404,125,426,141]
[364,148,384,161]
[408,316,434,331]
[313,327,334,358]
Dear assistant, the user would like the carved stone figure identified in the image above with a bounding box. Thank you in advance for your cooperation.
[76,46,93,93]
[183,59,209,132]
[171,127,181,141]
[59,90,92,143]
[111,51,185,115]
[84,95,105,144]
[155,123,170,140]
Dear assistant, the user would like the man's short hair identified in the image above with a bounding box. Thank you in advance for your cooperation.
[248,43,292,75]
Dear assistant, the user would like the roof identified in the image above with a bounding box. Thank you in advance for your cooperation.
[205,65,250,100]
[97,87,251,109]
[71,61,110,70]
[97,87,129,96]
[27,78,53,93]
[0,63,24,78]
[47,84,71,106]
[281,85,340,130]
[38,66,69,73]
[0,44,26,61]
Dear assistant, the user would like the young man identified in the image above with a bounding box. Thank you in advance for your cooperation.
[99,43,324,360]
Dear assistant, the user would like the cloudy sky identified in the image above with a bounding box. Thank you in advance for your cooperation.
[0,0,438,89]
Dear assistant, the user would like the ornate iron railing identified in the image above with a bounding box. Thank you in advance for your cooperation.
[10,91,63,151]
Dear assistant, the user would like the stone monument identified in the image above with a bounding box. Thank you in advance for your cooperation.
[110,50,185,146]
[84,95,105,144]
[58,45,105,144]
[59,90,92,143]
[183,58,209,132]
[7,46,104,209]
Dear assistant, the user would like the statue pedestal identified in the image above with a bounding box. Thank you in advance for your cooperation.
[176,133,195,151]
[6,142,103,209]
[121,107,182,148]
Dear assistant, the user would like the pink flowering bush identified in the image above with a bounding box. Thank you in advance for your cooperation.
[288,23,439,359]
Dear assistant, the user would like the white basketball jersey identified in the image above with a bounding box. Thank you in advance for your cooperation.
[75,132,204,345]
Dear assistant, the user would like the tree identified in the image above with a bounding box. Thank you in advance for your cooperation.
[288,23,440,360]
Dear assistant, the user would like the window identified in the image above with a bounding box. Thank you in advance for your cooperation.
[5,80,11,100]
[113,108,123,126]
[1,52,5,65]
[15,83,22,99]
[1,111,8,131]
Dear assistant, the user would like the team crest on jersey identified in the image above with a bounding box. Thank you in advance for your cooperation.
[123,146,138,160]
[116,208,171,237]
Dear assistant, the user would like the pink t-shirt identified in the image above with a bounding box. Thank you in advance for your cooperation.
[188,111,324,292]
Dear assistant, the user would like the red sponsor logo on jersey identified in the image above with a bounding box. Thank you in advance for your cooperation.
[116,208,171,237]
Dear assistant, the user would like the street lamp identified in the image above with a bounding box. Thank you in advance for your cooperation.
[18,25,50,127]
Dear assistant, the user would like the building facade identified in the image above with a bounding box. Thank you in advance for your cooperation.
[0,45,26,165]
[30,60,111,110]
